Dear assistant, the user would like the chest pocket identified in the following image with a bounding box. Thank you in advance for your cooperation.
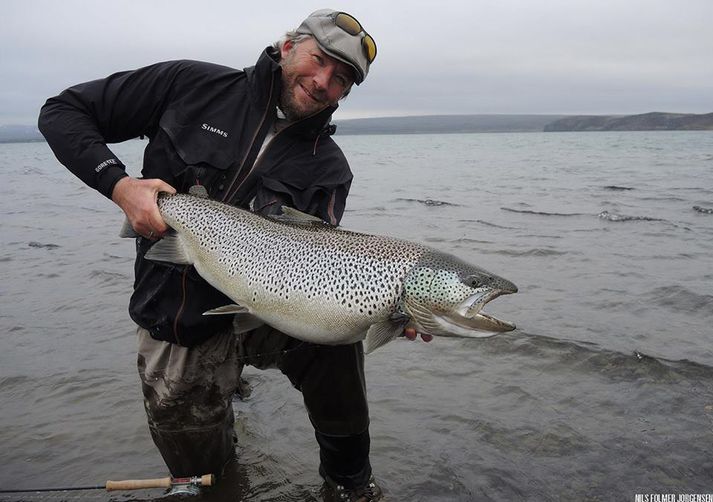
[157,109,237,192]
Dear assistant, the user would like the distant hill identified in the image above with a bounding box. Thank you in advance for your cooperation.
[3,112,711,142]
[544,112,713,132]
[0,125,43,143]
[334,114,565,135]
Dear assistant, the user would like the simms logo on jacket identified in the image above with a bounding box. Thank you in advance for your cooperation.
[202,123,228,138]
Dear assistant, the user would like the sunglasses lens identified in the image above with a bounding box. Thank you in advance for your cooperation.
[335,12,377,64]
[363,35,377,63]
[335,13,362,35]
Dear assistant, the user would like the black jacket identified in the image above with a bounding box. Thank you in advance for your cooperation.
[39,48,353,346]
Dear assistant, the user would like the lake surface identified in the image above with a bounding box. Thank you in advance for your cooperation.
[1,131,712,500]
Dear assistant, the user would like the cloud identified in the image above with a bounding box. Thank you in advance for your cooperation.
[3,0,712,124]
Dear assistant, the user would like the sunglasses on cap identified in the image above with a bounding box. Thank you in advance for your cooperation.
[334,12,377,64]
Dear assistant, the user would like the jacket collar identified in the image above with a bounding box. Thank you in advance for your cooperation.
[245,47,339,140]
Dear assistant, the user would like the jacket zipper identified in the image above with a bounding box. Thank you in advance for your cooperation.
[225,111,330,205]
[222,73,276,204]
[174,72,276,338]
[171,89,331,341]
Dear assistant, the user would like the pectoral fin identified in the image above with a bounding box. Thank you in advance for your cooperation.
[203,304,264,334]
[188,185,209,198]
[144,234,192,265]
[403,296,441,335]
[364,318,408,354]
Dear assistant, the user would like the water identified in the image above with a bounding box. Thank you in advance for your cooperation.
[1,132,712,500]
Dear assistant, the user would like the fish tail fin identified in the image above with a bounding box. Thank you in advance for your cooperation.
[119,219,139,238]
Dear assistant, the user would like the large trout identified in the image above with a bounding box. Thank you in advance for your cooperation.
[131,191,517,352]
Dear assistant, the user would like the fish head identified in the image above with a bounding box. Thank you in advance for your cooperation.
[402,252,517,339]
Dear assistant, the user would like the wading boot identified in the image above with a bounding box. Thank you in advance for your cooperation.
[320,473,384,502]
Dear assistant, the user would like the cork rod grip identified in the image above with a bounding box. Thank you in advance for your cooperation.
[104,474,214,491]
[105,477,173,491]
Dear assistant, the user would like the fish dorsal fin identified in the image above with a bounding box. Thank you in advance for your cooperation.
[281,206,324,222]
[189,185,210,198]
[270,206,334,227]
[364,318,408,354]
[144,234,192,265]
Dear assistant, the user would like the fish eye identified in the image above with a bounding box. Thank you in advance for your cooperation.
[465,275,488,287]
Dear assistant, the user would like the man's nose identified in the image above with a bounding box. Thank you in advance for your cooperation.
[313,67,332,91]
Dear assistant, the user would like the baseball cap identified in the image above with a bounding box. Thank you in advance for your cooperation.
[295,9,377,85]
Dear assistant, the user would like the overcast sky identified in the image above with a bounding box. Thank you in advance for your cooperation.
[3,0,712,125]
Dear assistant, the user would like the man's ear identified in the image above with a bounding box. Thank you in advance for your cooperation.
[280,39,294,59]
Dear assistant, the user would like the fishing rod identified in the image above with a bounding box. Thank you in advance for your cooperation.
[0,474,214,494]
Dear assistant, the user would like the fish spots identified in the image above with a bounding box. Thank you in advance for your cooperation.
[404,252,495,316]
[154,193,514,341]
[156,193,425,328]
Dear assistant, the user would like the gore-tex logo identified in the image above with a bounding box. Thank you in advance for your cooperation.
[201,123,228,138]
[95,158,118,172]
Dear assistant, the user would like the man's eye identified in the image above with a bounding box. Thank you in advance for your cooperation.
[312,54,323,65]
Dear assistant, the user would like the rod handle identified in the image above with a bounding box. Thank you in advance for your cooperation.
[104,474,214,491]
[105,477,172,491]
[199,474,215,487]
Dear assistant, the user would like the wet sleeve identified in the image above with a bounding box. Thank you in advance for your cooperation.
[37,61,186,199]
[315,149,352,225]
[292,145,353,225]
[252,178,351,226]
[319,181,351,226]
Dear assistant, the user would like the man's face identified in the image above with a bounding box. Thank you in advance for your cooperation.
[279,37,354,121]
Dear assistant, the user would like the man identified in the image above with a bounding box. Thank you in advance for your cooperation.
[39,9,384,501]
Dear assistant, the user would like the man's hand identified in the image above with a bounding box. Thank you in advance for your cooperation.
[403,327,433,343]
[111,177,177,239]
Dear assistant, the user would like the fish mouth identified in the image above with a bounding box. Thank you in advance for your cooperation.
[403,274,518,339]
[464,310,516,333]
[444,288,517,336]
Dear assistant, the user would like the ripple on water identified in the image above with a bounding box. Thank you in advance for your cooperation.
[501,207,586,217]
[641,285,713,317]
[693,205,713,214]
[481,247,570,257]
[28,241,61,249]
[597,210,665,222]
[87,269,131,284]
[602,185,635,191]
[395,197,460,207]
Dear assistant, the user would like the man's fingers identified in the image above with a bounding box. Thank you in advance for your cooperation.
[403,328,432,343]
[144,180,176,235]
[150,179,177,195]
[148,205,169,235]
[112,178,177,234]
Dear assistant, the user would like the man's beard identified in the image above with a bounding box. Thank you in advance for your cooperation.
[279,81,309,122]
[279,57,328,121]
